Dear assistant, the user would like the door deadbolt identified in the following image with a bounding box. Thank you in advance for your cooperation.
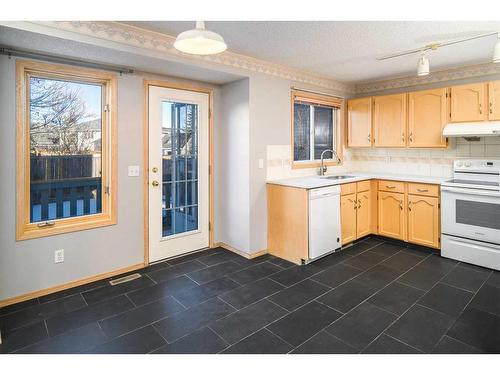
[152,167,158,173]
[151,180,159,187]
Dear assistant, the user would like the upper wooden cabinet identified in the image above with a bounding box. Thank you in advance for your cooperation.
[450,83,487,122]
[489,81,500,121]
[347,97,372,147]
[373,94,407,148]
[408,88,448,148]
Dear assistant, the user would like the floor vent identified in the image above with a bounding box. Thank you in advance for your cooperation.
[109,273,142,286]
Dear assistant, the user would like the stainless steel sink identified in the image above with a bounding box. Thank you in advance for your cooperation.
[321,175,356,180]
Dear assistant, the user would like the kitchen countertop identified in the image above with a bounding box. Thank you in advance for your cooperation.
[267,172,448,189]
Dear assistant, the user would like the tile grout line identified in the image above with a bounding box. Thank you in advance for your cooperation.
[367,260,461,353]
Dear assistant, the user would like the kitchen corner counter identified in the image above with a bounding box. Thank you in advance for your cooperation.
[267,172,448,189]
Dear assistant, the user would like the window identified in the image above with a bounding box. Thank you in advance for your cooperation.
[16,60,117,240]
[292,90,343,168]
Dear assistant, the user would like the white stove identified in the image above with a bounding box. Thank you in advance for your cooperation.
[441,159,500,270]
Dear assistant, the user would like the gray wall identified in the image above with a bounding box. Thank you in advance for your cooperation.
[215,78,251,252]
[0,56,221,300]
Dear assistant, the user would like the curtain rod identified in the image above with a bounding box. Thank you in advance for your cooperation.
[0,46,134,75]
[291,86,344,100]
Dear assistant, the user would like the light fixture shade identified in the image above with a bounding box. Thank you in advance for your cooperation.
[417,54,430,76]
[174,21,227,55]
[494,35,500,63]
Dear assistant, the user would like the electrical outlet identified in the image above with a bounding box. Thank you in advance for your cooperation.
[54,249,64,263]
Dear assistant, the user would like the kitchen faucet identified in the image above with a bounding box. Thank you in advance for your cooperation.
[319,149,341,176]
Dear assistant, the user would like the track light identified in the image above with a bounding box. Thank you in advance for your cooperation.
[494,33,500,63]
[417,53,430,76]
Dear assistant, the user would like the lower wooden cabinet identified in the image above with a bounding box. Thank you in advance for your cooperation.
[407,195,440,248]
[378,191,406,240]
[341,194,357,245]
[340,182,373,245]
[356,191,372,238]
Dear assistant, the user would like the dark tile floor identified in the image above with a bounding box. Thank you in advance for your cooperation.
[1,237,499,354]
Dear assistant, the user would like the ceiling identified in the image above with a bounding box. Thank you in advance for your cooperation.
[0,26,243,85]
[124,21,500,83]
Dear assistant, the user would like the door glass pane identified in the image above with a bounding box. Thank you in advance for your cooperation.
[456,200,500,230]
[314,106,334,160]
[293,103,310,161]
[161,101,199,237]
[29,76,103,223]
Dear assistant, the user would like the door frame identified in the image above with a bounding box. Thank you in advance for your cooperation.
[143,79,215,266]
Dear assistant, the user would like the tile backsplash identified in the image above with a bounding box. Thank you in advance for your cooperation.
[267,137,500,180]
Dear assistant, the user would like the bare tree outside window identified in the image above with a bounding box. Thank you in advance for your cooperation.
[29,77,103,222]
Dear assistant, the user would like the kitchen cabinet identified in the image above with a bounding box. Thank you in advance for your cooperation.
[373,93,407,148]
[408,88,448,148]
[489,80,500,121]
[341,194,357,245]
[340,181,373,245]
[378,191,406,240]
[407,195,440,249]
[347,97,372,147]
[450,83,487,122]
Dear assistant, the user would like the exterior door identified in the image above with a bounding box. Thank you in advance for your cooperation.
[408,88,448,148]
[347,97,372,147]
[148,86,209,263]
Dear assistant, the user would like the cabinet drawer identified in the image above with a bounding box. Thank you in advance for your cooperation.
[378,180,405,193]
[356,180,371,192]
[408,183,439,197]
[341,182,357,196]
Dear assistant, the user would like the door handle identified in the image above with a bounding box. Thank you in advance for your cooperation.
[151,180,160,187]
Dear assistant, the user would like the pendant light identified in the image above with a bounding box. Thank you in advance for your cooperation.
[174,21,227,55]
[417,52,430,76]
[493,33,500,63]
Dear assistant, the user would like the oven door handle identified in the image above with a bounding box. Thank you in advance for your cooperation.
[441,186,500,197]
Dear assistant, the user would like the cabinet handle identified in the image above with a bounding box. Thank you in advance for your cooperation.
[490,102,494,114]
[479,103,482,115]
[409,132,414,142]
[399,200,403,210]
[416,188,428,192]
[401,133,405,142]
[357,199,361,209]
[386,185,396,189]
[408,201,412,211]
[367,134,371,142]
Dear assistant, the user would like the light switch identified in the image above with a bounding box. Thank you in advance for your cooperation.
[258,159,264,169]
[128,165,140,177]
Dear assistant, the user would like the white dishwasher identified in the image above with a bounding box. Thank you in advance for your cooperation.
[308,186,341,260]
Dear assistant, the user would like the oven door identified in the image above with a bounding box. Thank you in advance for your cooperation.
[441,186,500,245]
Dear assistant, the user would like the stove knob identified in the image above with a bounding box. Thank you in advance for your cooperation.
[457,161,463,167]
[465,162,472,167]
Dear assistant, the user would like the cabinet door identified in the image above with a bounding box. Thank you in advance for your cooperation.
[341,194,357,245]
[378,191,406,240]
[347,97,372,147]
[356,191,371,239]
[489,81,500,121]
[373,94,407,147]
[407,195,440,249]
[450,83,487,122]
[408,88,448,148]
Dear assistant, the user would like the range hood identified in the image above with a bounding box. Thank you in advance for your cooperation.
[443,121,500,137]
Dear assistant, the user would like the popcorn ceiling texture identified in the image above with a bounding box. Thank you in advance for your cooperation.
[267,137,500,181]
